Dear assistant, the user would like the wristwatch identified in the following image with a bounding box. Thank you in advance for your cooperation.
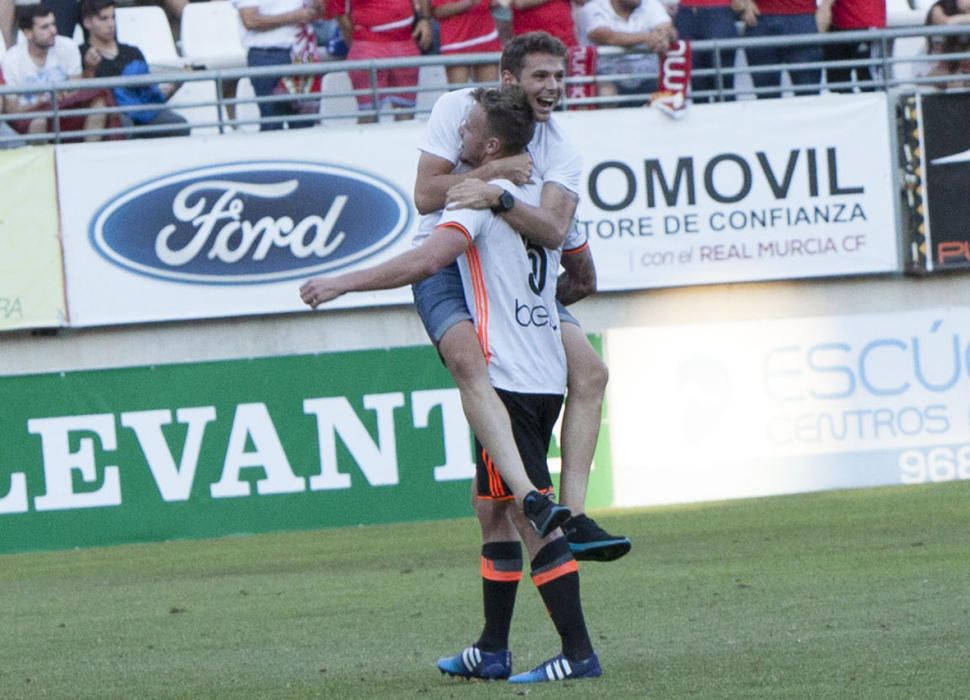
[491,189,515,214]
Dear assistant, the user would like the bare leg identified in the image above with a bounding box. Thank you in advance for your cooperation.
[558,322,608,515]
[83,97,108,142]
[477,493,561,559]
[221,78,239,124]
[439,321,537,507]
[27,118,48,136]
[446,64,471,85]
[474,493,520,544]
[472,63,499,85]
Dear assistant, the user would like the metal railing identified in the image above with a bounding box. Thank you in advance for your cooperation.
[1,23,968,145]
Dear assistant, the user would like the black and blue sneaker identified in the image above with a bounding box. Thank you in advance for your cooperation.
[522,491,571,538]
[507,652,602,684]
[563,514,632,562]
[436,645,512,680]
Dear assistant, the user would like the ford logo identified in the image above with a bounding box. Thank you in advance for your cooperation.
[89,161,412,284]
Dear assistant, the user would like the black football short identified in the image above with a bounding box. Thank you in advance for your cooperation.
[475,388,564,500]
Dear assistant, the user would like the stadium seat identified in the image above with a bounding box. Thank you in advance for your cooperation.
[891,36,931,84]
[115,5,182,68]
[319,71,358,126]
[168,79,224,135]
[886,0,927,27]
[180,1,247,70]
[416,64,447,116]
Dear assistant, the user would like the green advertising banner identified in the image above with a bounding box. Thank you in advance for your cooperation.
[0,342,612,554]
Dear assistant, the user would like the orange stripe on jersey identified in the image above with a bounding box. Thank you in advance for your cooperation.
[531,559,579,587]
[437,221,474,244]
[562,241,589,255]
[480,557,523,582]
[464,244,491,364]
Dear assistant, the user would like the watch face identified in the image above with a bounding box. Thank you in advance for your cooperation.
[500,191,514,211]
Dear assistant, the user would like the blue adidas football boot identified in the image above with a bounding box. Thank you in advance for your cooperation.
[507,653,602,684]
[436,645,512,680]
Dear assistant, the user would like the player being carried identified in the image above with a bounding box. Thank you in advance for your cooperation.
[300,84,602,684]
[410,30,630,561]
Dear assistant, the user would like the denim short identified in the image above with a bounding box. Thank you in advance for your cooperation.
[412,262,471,343]
[412,262,580,344]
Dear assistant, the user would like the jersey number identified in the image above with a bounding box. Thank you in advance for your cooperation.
[524,240,548,295]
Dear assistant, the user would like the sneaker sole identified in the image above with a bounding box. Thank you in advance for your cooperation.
[533,504,572,538]
[507,664,602,683]
[569,538,632,562]
[438,669,509,681]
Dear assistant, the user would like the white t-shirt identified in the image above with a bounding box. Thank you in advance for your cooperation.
[438,179,568,395]
[1,36,81,106]
[575,0,671,78]
[233,0,303,49]
[415,87,583,244]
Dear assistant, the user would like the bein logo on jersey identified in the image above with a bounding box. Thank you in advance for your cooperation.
[89,161,411,284]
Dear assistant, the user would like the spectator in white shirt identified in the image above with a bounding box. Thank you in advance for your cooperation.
[1,2,109,140]
[575,0,675,103]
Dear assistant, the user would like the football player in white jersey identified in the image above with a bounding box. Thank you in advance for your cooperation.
[412,31,630,562]
[300,85,602,685]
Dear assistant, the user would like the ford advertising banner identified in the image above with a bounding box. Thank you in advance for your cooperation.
[565,92,899,289]
[56,93,898,327]
[0,341,614,554]
[606,307,970,508]
[57,128,419,326]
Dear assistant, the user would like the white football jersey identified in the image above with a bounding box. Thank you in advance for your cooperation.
[436,179,567,395]
[414,87,583,246]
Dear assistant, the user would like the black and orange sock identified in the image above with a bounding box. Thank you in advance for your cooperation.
[477,541,522,652]
[531,537,594,662]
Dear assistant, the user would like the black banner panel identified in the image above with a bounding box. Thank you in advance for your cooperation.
[921,92,970,271]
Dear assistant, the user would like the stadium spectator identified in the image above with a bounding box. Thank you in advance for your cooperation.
[575,0,675,103]
[329,0,434,123]
[925,0,970,89]
[80,0,190,138]
[1,0,81,43]
[431,0,501,85]
[2,0,81,44]
[820,0,886,93]
[510,0,579,48]
[1,2,111,141]
[672,0,739,101]
[737,0,824,99]
[234,0,322,131]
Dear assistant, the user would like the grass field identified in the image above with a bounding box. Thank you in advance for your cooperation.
[3,480,969,699]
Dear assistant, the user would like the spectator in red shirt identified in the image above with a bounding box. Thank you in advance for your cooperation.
[736,0,825,98]
[511,0,580,48]
[432,0,502,85]
[819,0,886,93]
[330,0,434,123]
